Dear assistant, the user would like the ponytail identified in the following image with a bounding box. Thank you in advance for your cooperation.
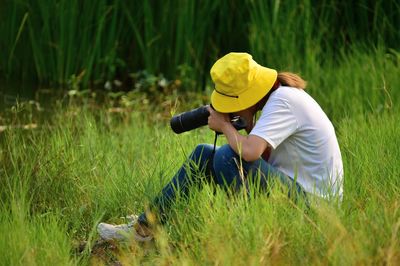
[277,72,307,89]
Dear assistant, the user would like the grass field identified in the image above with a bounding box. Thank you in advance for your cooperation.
[1,45,399,265]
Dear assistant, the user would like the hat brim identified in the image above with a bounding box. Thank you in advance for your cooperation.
[211,66,277,113]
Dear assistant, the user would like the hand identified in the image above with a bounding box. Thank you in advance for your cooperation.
[207,106,231,133]
[233,108,255,133]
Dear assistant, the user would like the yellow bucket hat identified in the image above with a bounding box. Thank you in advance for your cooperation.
[210,52,277,113]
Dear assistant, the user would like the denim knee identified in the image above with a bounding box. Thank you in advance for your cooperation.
[190,144,214,164]
[212,144,243,187]
[213,144,237,163]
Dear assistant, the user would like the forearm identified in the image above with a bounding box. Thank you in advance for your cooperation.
[207,106,266,161]
[221,123,252,160]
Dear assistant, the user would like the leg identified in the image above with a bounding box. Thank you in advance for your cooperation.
[138,144,215,225]
[98,144,308,242]
[212,144,308,201]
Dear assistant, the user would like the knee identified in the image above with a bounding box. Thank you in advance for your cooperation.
[212,144,244,188]
[190,144,214,163]
[213,144,238,169]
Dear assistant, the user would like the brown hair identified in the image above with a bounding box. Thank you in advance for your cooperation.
[254,72,307,112]
[277,72,307,89]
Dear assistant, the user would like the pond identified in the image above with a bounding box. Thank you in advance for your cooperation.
[0,80,39,111]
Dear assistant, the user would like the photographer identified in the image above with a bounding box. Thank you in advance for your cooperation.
[98,52,343,242]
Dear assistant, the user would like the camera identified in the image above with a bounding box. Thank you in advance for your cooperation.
[170,105,247,134]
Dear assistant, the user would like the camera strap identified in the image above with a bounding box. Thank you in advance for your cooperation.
[212,131,218,155]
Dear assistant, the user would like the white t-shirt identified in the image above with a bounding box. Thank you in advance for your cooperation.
[250,86,343,198]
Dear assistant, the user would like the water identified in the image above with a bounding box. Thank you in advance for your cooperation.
[0,80,37,111]
[0,81,69,132]
[0,80,69,114]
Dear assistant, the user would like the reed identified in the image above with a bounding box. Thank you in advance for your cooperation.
[1,0,399,88]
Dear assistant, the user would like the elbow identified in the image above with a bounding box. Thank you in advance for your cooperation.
[241,149,259,162]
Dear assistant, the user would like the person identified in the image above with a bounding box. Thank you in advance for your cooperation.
[97,52,343,242]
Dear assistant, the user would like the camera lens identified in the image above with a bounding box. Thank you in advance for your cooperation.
[170,106,210,134]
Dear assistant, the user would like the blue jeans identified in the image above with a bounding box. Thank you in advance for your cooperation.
[138,144,307,225]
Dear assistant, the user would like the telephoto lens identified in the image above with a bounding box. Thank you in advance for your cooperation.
[170,106,210,134]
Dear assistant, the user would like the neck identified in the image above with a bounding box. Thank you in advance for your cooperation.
[256,80,280,111]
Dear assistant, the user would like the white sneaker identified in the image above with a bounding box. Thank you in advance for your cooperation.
[97,217,153,242]
[124,214,138,224]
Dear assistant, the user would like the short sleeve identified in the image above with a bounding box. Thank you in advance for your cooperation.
[250,97,298,149]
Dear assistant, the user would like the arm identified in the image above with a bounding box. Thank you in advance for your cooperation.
[207,107,269,162]
[222,123,268,162]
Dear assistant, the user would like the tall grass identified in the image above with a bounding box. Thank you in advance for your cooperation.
[1,45,399,264]
[1,0,399,87]
[0,200,73,265]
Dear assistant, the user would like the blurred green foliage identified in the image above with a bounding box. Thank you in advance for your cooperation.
[1,0,399,89]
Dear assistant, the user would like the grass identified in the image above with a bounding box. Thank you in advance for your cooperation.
[1,0,399,87]
[1,44,399,265]
[0,1,399,262]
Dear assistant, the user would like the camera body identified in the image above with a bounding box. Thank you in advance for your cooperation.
[170,105,247,134]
